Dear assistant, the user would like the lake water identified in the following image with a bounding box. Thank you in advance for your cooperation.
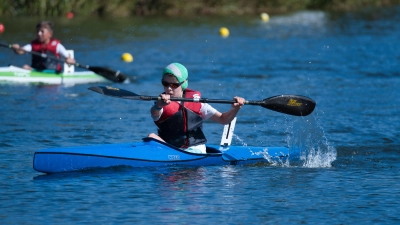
[1,7,399,224]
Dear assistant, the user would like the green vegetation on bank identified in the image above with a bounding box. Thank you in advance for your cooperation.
[1,0,399,17]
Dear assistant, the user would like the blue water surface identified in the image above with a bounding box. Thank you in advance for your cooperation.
[0,7,399,224]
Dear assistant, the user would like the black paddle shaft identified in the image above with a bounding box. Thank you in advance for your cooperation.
[89,86,316,116]
[0,42,127,83]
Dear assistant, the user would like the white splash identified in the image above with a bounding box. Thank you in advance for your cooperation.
[232,134,247,147]
[233,134,289,166]
[261,148,290,167]
[286,113,336,168]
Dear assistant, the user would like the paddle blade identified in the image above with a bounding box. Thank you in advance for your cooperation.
[261,95,316,116]
[88,86,141,100]
[88,67,128,83]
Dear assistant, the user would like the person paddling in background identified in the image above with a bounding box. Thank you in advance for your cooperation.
[148,63,245,154]
[11,21,76,73]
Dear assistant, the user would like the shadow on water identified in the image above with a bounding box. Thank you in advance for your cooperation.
[32,165,175,181]
[32,163,279,181]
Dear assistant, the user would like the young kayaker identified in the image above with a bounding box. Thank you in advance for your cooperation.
[148,62,245,154]
[11,21,76,73]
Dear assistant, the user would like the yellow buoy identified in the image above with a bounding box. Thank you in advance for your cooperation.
[219,27,229,37]
[121,53,133,63]
[260,13,270,22]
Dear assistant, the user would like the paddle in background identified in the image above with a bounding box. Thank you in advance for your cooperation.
[88,86,316,116]
[0,42,128,83]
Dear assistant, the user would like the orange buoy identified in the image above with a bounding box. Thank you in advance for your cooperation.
[66,12,74,19]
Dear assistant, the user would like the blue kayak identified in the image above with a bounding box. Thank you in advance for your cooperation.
[33,138,289,173]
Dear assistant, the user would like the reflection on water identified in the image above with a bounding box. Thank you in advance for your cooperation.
[158,167,207,187]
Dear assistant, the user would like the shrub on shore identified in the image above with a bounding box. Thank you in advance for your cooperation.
[0,0,399,17]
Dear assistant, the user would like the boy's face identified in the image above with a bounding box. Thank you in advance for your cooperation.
[36,27,52,43]
[162,75,184,97]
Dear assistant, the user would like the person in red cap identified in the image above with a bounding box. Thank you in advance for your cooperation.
[148,62,245,154]
[12,21,76,73]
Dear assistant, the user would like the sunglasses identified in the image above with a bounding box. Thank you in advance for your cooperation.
[161,80,186,89]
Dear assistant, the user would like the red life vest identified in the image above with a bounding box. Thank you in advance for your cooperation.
[155,89,207,148]
[31,38,62,72]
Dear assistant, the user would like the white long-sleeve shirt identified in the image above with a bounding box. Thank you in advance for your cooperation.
[22,43,70,58]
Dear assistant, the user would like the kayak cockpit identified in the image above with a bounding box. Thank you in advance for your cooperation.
[142,137,222,154]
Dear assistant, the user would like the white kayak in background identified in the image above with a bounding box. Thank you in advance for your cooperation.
[0,65,110,85]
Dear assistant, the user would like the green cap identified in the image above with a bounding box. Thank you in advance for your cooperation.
[162,63,188,90]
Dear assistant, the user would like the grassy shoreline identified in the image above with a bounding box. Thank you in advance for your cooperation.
[1,0,399,17]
